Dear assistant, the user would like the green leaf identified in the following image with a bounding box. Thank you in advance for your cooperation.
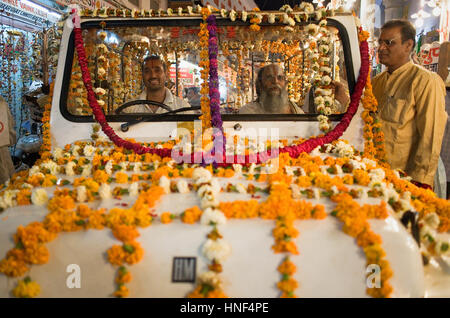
[331,211,338,217]
[441,243,449,252]
[118,266,128,275]
[321,191,332,197]
[123,244,135,254]
[75,220,86,226]
[282,274,289,281]
[388,198,395,206]
[200,284,214,296]
[24,277,31,284]
[62,180,71,185]
[255,174,261,180]
[15,240,24,250]
[425,234,434,243]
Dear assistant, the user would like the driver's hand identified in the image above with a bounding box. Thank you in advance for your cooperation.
[331,80,350,107]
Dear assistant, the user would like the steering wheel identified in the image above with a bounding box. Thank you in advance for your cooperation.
[115,99,173,114]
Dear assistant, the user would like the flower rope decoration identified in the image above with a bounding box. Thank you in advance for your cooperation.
[277,39,370,159]
[199,8,212,132]
[71,9,369,165]
[206,14,225,154]
[330,193,393,298]
[359,31,387,164]
[187,168,229,298]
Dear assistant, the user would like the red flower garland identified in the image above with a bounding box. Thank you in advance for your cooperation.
[72,12,369,164]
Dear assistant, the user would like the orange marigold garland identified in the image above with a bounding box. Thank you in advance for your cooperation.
[359,30,387,165]
[259,177,327,297]
[113,266,132,298]
[361,69,387,164]
[331,193,393,298]
[39,83,54,161]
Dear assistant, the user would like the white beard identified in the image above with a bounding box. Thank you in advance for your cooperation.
[259,89,290,114]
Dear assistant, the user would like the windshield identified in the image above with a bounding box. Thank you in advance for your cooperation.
[62,18,354,119]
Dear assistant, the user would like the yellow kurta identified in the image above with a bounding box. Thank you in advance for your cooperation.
[372,61,447,186]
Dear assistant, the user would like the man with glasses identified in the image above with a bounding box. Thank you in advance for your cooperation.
[373,20,447,190]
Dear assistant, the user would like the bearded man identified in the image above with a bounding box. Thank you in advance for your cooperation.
[239,64,304,114]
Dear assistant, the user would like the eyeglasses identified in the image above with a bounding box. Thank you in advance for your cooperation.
[377,37,401,47]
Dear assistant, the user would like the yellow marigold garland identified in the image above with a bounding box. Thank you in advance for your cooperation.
[12,277,40,298]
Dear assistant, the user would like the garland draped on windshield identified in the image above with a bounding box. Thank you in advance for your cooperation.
[71,10,369,164]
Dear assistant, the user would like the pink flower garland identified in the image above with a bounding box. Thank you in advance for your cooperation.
[71,11,369,164]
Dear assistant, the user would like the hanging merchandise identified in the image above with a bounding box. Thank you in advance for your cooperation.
[0,6,64,168]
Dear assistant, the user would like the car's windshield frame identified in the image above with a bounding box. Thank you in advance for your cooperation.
[60,16,355,123]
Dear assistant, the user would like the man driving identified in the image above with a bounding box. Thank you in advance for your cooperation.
[123,55,191,113]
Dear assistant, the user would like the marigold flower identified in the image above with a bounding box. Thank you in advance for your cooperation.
[277,259,296,275]
[353,169,371,186]
[277,277,298,293]
[311,205,327,219]
[115,172,129,184]
[356,230,382,247]
[113,284,129,298]
[112,224,140,242]
[115,268,132,284]
[161,212,174,224]
[107,245,126,266]
[364,244,386,263]
[88,210,106,230]
[0,257,29,277]
[182,206,202,224]
[16,189,32,205]
[12,278,40,298]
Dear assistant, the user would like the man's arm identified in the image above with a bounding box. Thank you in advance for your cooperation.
[409,73,447,186]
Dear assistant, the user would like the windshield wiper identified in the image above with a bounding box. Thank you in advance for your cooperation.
[120,106,201,132]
